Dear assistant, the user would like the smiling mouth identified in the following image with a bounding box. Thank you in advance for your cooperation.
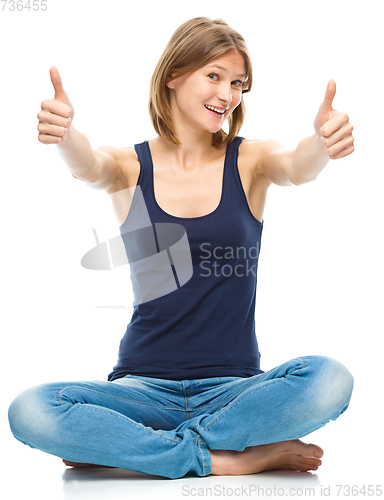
[204,105,226,116]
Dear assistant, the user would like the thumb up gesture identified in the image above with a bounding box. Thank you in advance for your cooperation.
[313,79,354,160]
[37,67,75,144]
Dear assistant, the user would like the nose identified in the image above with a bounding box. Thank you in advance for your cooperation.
[217,82,232,106]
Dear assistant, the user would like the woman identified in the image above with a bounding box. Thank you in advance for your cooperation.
[8,17,355,479]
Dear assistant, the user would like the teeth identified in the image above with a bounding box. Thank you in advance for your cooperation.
[205,105,225,114]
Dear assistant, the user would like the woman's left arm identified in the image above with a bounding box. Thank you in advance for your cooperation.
[290,79,355,185]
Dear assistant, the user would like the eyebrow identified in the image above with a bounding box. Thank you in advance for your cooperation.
[207,64,247,78]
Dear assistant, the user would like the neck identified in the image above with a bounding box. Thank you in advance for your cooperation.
[155,126,225,172]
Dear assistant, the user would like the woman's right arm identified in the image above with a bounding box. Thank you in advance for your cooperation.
[37,66,120,192]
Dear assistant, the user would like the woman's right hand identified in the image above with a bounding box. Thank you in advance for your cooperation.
[37,67,75,144]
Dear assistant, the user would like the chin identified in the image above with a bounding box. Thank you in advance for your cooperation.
[205,124,224,134]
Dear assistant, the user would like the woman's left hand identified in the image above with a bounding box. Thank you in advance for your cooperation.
[313,79,355,160]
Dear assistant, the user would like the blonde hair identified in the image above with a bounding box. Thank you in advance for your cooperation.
[148,17,252,148]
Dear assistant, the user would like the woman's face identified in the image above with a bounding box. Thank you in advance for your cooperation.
[166,49,247,135]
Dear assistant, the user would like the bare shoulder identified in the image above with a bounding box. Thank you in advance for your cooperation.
[94,145,140,196]
[239,137,293,187]
[239,138,273,186]
[119,146,141,187]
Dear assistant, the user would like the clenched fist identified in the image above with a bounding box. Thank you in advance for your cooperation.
[37,67,75,144]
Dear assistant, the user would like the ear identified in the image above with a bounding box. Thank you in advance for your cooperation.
[166,73,176,90]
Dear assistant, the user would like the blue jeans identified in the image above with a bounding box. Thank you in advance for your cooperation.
[8,355,353,479]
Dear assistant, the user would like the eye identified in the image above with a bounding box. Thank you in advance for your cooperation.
[208,73,244,88]
[208,73,219,81]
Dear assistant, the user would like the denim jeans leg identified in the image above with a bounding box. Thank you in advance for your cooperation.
[8,379,211,479]
[174,355,354,452]
[8,356,353,478]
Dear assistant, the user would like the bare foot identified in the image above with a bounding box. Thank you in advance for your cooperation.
[62,459,114,469]
[209,439,324,476]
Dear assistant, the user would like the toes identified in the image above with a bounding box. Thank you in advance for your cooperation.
[306,466,318,472]
[292,440,324,459]
[298,457,322,471]
[307,457,322,468]
[298,463,318,472]
[308,443,324,458]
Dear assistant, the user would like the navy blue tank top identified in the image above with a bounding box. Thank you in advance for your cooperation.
[108,136,265,381]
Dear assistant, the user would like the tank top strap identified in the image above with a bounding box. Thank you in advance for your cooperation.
[221,135,252,214]
[133,140,149,191]
[132,140,158,213]
[224,135,245,186]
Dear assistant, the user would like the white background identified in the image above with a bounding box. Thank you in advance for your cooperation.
[1,0,383,499]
